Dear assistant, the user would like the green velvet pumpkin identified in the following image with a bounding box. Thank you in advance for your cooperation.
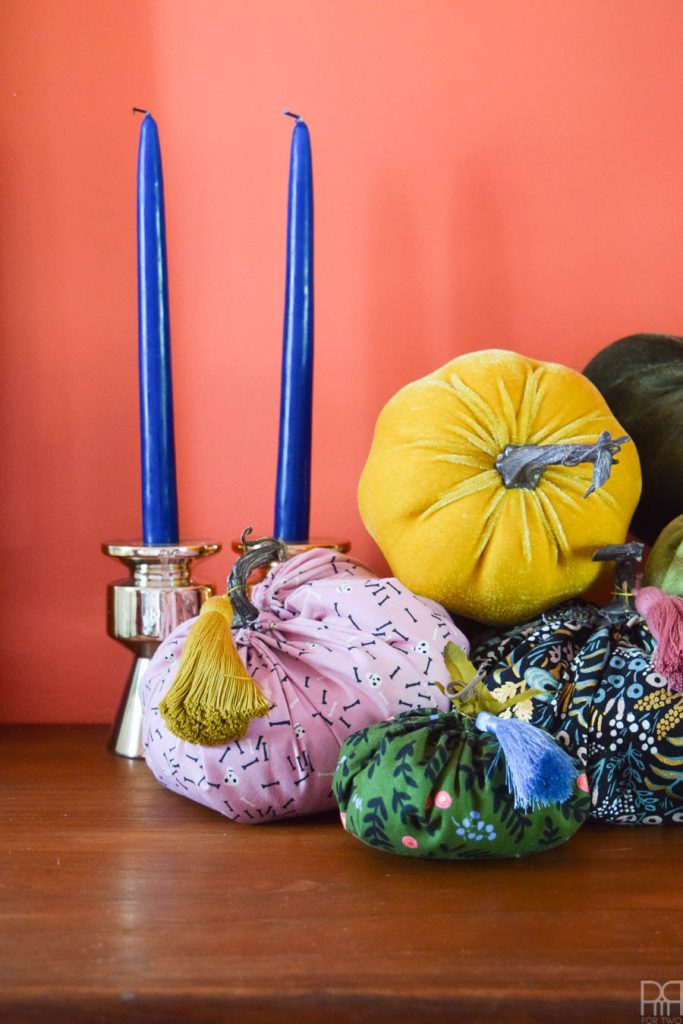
[583,334,683,545]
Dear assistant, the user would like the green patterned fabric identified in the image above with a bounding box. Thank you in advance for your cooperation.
[334,709,590,859]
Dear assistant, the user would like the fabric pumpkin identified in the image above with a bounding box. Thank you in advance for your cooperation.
[358,349,641,625]
[583,333,683,545]
[333,708,590,859]
[141,546,468,823]
[470,585,683,824]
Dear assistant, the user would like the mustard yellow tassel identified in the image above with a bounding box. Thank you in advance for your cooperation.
[159,596,270,745]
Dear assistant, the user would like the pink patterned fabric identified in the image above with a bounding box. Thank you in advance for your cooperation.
[140,548,469,823]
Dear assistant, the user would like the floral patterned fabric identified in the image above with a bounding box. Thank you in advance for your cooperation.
[471,601,683,825]
[333,709,589,859]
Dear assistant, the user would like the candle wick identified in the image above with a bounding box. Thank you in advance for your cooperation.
[132,106,149,116]
[283,109,303,121]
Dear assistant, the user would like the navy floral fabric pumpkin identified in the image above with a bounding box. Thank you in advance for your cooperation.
[470,546,683,824]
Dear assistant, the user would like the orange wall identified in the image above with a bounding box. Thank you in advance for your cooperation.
[2,0,683,723]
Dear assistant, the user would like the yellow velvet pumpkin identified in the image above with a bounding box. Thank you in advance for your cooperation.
[358,350,641,625]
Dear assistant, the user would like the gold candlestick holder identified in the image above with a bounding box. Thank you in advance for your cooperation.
[102,541,220,759]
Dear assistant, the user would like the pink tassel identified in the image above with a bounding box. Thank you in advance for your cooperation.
[636,586,683,693]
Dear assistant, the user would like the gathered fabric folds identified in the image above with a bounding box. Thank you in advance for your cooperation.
[471,600,683,824]
[140,548,468,822]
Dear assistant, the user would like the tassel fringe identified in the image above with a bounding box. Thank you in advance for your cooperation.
[475,711,578,810]
[159,596,270,745]
[636,586,683,693]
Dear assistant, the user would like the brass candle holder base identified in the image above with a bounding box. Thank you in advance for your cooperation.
[102,541,220,759]
[231,536,351,587]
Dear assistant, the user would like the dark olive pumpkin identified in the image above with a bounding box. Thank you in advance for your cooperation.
[583,333,683,545]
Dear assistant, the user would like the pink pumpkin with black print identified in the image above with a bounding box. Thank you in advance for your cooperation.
[140,541,468,822]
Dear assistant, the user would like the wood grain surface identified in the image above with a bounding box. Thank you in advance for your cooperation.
[2,725,681,1023]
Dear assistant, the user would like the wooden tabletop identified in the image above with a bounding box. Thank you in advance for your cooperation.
[2,725,682,1023]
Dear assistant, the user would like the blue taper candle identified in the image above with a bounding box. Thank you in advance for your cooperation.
[136,111,179,545]
[274,112,314,542]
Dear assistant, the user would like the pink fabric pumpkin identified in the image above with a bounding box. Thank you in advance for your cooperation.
[140,547,468,822]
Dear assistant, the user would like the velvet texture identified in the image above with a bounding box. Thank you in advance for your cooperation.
[333,709,589,859]
[359,350,641,625]
[644,514,683,596]
[583,334,683,545]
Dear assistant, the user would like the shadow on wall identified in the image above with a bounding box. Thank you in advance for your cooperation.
[364,184,430,410]
[450,163,515,355]
[360,161,517,444]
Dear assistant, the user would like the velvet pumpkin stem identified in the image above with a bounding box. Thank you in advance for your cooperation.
[494,430,630,497]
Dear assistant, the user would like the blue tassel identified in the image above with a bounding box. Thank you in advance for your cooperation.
[474,711,578,811]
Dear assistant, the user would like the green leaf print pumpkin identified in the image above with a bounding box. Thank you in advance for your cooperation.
[333,707,590,859]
